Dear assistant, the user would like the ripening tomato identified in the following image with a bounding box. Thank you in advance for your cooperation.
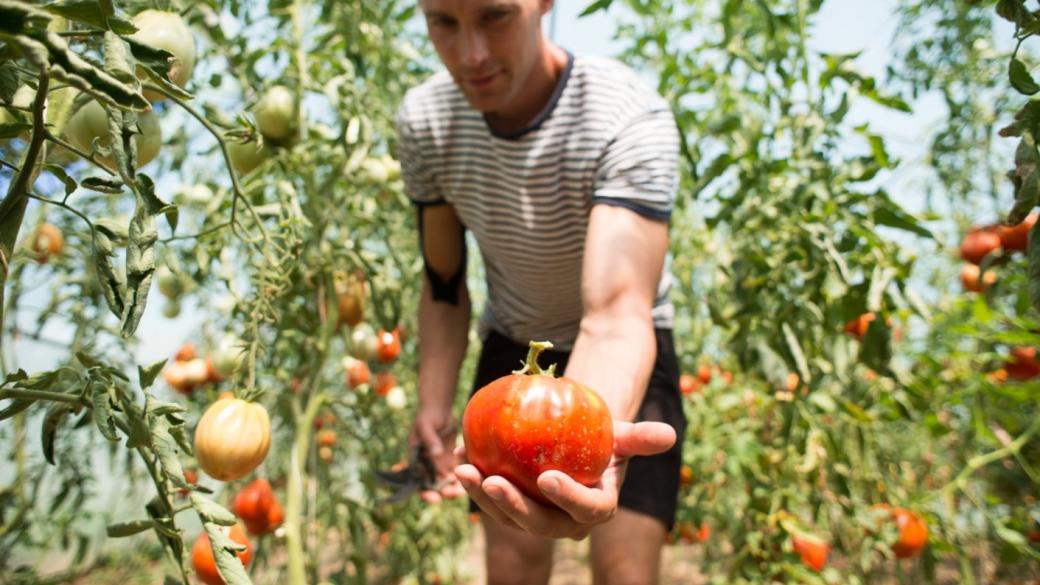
[785,372,800,392]
[679,465,693,487]
[28,223,64,264]
[791,533,829,572]
[961,263,997,293]
[844,312,876,340]
[374,371,396,397]
[175,343,197,362]
[316,429,337,447]
[997,212,1037,252]
[1007,346,1040,381]
[960,227,1002,265]
[889,507,928,559]
[375,328,401,364]
[233,479,283,535]
[336,274,366,328]
[191,523,253,585]
[181,358,210,387]
[163,362,194,394]
[343,357,370,389]
[351,324,379,361]
[205,356,223,383]
[194,393,271,481]
[462,341,614,506]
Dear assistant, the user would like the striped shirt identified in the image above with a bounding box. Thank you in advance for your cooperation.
[396,54,679,349]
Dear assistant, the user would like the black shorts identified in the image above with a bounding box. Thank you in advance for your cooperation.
[466,328,687,530]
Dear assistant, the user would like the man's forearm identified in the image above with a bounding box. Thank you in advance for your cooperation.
[417,277,471,413]
[564,310,656,422]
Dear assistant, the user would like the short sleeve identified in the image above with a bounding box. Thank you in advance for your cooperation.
[592,106,680,221]
[395,101,446,206]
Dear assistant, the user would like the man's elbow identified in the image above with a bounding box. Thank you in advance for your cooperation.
[580,285,654,331]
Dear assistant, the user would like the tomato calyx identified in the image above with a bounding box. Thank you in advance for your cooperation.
[511,340,558,377]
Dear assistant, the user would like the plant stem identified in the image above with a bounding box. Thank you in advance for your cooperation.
[285,392,324,585]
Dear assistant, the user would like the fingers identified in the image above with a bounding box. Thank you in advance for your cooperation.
[613,421,676,458]
[455,464,521,530]
[418,418,446,456]
[536,470,616,526]
[482,475,589,540]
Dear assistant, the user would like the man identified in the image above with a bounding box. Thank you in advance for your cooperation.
[397,1,686,583]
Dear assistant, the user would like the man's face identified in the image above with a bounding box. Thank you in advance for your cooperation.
[419,0,551,113]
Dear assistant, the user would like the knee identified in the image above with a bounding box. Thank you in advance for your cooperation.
[594,567,658,585]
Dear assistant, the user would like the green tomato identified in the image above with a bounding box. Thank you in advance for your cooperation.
[156,265,183,299]
[65,100,162,169]
[163,299,182,319]
[226,139,271,176]
[129,10,196,103]
[211,335,246,379]
[255,86,296,142]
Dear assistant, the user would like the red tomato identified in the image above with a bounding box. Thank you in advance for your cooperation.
[375,328,401,364]
[317,429,337,447]
[344,357,370,389]
[997,212,1037,252]
[1007,346,1040,381]
[960,227,1002,265]
[844,312,876,340]
[890,507,928,559]
[233,479,282,535]
[792,533,829,572]
[679,374,700,395]
[461,341,613,506]
[191,524,253,585]
[696,364,712,384]
[679,465,693,487]
[178,468,197,497]
[960,263,996,293]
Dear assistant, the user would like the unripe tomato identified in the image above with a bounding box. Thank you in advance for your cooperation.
[129,10,196,103]
[226,139,270,176]
[679,374,700,395]
[66,100,161,169]
[194,393,271,481]
[890,507,928,559]
[182,358,211,387]
[791,533,829,572]
[997,212,1037,252]
[211,336,246,379]
[162,300,181,319]
[343,357,370,389]
[960,227,1001,265]
[385,386,407,410]
[233,479,282,535]
[960,263,996,293]
[28,223,64,264]
[1007,346,1040,381]
[375,328,401,364]
[351,324,378,361]
[156,265,183,299]
[374,371,396,396]
[191,523,252,585]
[255,86,296,142]
[462,341,613,506]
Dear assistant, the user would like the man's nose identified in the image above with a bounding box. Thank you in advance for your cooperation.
[459,29,489,69]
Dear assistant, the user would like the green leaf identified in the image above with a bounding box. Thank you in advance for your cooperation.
[191,494,238,526]
[0,62,19,102]
[120,175,166,338]
[81,176,124,194]
[579,0,613,17]
[204,523,252,585]
[0,122,31,138]
[91,383,118,441]
[44,163,77,196]
[781,322,811,384]
[1029,219,1040,312]
[0,398,33,421]
[1010,58,1040,96]
[138,359,166,390]
[75,351,102,369]
[44,1,113,30]
[873,206,933,238]
[106,519,155,538]
[94,231,127,318]
[19,368,62,389]
[41,402,75,465]
[150,416,188,489]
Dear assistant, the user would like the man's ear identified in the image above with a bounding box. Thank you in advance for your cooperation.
[539,0,554,17]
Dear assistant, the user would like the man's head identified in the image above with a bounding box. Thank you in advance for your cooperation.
[419,0,555,114]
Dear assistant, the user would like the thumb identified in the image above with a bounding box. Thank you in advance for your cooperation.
[613,421,676,458]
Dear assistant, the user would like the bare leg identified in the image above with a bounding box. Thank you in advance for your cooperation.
[482,512,555,585]
[590,508,667,585]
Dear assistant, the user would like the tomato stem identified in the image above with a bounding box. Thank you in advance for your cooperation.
[515,340,557,376]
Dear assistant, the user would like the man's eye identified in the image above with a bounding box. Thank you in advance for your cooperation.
[430,17,457,29]
[484,11,510,24]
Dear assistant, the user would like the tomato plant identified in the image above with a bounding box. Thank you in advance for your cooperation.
[462,341,614,505]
